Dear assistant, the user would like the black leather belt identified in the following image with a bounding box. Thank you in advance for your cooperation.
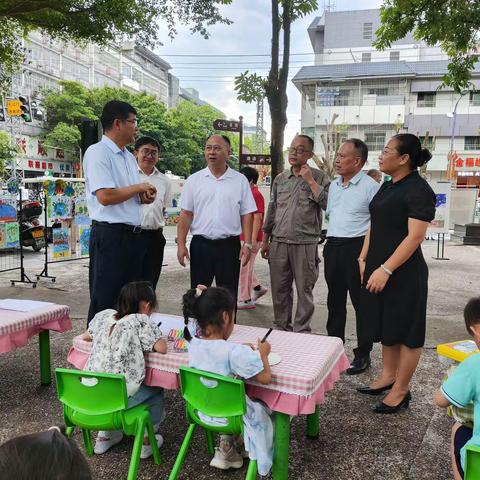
[92,220,144,234]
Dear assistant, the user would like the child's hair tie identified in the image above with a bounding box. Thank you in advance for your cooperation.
[195,284,207,298]
[48,426,61,433]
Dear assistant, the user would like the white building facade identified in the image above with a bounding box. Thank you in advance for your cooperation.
[294,9,480,187]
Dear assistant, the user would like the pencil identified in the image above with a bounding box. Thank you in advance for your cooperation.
[260,327,273,343]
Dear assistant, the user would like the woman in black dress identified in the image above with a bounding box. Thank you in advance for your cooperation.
[356,134,436,414]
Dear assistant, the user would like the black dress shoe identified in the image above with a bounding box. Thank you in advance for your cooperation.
[373,391,412,414]
[356,381,395,396]
[346,356,371,375]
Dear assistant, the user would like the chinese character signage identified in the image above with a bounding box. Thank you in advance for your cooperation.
[452,152,480,171]
[213,119,241,132]
[240,154,271,165]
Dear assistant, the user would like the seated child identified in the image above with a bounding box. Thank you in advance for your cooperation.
[82,281,167,459]
[182,284,274,476]
[0,426,92,479]
[435,297,480,480]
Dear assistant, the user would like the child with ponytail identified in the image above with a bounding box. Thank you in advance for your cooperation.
[182,284,274,476]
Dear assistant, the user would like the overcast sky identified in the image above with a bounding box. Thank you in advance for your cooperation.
[155,0,382,148]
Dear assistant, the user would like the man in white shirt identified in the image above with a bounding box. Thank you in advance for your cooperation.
[84,100,156,323]
[134,136,172,290]
[176,135,256,301]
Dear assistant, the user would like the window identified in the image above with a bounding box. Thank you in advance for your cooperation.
[365,131,386,151]
[419,136,435,151]
[132,67,142,84]
[470,91,480,106]
[368,87,388,96]
[417,92,436,107]
[362,52,371,62]
[363,23,373,40]
[465,137,480,150]
[122,64,131,79]
[390,51,400,61]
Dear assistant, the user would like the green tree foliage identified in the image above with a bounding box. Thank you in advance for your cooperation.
[234,1,318,181]
[41,81,225,176]
[0,0,232,90]
[374,0,480,92]
[0,130,18,179]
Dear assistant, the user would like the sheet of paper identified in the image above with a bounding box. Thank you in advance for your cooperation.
[0,299,55,312]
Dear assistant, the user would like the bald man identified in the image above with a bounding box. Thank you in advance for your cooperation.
[177,135,256,300]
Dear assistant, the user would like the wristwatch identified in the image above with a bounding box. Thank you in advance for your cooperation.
[244,243,253,250]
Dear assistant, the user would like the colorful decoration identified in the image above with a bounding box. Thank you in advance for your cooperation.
[55,179,66,195]
[6,178,19,195]
[79,226,90,256]
[64,183,75,197]
[173,339,188,352]
[48,196,72,221]
[0,196,17,223]
[5,222,19,248]
[73,182,85,196]
[74,197,90,225]
[52,228,70,258]
[168,329,184,341]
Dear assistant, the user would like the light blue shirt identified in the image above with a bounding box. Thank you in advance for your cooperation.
[326,170,380,238]
[84,135,143,226]
[441,352,480,470]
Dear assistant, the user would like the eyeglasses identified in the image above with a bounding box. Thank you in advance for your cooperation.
[140,149,159,158]
[288,146,312,154]
[124,119,138,126]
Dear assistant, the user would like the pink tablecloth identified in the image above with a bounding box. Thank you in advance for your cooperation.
[68,324,349,416]
[0,305,72,354]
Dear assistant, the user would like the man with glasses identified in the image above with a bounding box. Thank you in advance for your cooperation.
[261,135,330,333]
[84,100,157,323]
[177,135,256,302]
[134,136,172,290]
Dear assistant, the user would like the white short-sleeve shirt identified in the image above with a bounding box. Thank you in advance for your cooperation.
[84,135,143,226]
[138,167,172,229]
[180,167,256,239]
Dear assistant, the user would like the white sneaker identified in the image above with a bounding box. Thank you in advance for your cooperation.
[140,433,164,459]
[252,286,268,302]
[94,430,123,454]
[209,446,244,470]
[237,300,256,310]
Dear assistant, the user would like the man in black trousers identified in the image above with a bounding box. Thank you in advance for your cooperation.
[324,139,380,374]
[84,100,157,323]
[176,135,256,300]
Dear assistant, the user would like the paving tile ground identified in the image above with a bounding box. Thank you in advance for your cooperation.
[0,232,478,479]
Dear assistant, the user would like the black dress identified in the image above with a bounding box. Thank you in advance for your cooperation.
[360,171,436,348]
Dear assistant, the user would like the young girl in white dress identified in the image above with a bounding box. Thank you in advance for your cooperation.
[183,284,274,476]
[82,281,167,459]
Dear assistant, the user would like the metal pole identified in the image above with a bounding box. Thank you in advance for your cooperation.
[239,115,243,170]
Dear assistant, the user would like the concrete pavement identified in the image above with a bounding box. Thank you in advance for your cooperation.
[0,231,478,479]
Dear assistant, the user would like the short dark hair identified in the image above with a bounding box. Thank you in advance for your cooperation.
[465,297,480,335]
[345,138,368,164]
[392,133,432,169]
[0,428,92,479]
[100,100,137,131]
[134,136,161,151]
[115,281,157,320]
[182,286,235,341]
[296,134,314,151]
[240,166,259,184]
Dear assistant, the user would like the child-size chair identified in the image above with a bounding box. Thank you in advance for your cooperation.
[55,368,161,480]
[169,365,257,479]
[465,444,480,479]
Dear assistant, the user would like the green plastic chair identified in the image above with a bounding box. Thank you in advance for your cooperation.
[465,444,480,479]
[55,368,161,480]
[169,366,257,479]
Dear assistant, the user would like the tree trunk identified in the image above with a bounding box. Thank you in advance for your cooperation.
[267,0,291,183]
